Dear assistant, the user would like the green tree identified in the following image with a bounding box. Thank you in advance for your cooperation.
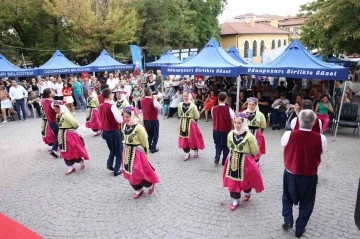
[299,0,360,55]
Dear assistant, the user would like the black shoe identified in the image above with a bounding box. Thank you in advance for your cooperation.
[214,159,219,165]
[295,229,305,238]
[282,223,293,230]
[107,165,114,171]
[50,151,59,158]
[114,171,122,176]
[277,125,281,130]
[272,125,276,130]
[151,149,159,153]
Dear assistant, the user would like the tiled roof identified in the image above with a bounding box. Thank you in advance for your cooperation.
[220,22,291,35]
[279,18,307,26]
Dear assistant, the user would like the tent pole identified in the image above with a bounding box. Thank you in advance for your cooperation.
[333,81,347,142]
[332,81,336,103]
[236,75,241,112]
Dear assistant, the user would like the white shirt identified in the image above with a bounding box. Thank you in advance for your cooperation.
[144,96,162,111]
[9,85,28,100]
[272,98,290,109]
[54,83,64,97]
[104,101,123,124]
[281,128,327,154]
[195,81,205,89]
[211,103,235,120]
[106,78,119,90]
[345,80,353,91]
[124,85,132,97]
[45,81,54,89]
[38,84,46,94]
[169,94,183,108]
[290,117,322,131]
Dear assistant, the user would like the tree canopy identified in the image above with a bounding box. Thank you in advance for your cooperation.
[299,0,360,55]
[0,0,227,65]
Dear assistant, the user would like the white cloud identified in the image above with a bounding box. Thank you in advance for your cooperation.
[219,0,311,23]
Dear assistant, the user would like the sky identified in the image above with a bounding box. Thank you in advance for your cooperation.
[218,0,311,23]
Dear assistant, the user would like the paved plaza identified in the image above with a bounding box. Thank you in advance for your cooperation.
[0,113,359,239]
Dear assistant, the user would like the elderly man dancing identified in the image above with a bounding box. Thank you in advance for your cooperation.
[281,109,327,238]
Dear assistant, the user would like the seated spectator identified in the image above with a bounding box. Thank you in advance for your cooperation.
[27,91,41,117]
[0,90,17,123]
[256,81,264,93]
[277,81,286,93]
[312,90,322,110]
[257,91,269,117]
[315,95,334,132]
[271,92,290,130]
[300,89,312,100]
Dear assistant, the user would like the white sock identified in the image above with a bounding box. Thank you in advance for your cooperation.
[135,190,142,195]
[67,166,75,171]
[245,192,251,197]
[52,150,58,155]
[232,199,239,206]
[185,153,190,157]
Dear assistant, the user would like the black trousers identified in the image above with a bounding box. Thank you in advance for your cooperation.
[213,130,229,165]
[131,180,152,191]
[282,170,318,232]
[230,189,251,199]
[28,102,41,116]
[64,158,82,166]
[167,107,178,118]
[144,120,159,151]
[102,130,123,173]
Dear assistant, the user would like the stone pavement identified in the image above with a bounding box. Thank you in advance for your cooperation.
[0,112,359,239]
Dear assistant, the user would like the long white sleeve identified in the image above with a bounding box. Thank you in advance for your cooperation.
[111,104,123,124]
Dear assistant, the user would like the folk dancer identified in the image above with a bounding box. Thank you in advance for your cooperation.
[243,97,266,165]
[53,101,89,175]
[222,113,264,211]
[41,88,59,158]
[140,87,162,153]
[115,90,130,114]
[122,105,160,199]
[211,92,235,165]
[98,88,123,176]
[178,90,205,161]
[281,109,327,238]
[85,87,102,136]
[41,106,55,146]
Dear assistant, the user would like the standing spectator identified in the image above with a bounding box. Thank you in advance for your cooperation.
[21,80,30,91]
[9,79,28,122]
[53,77,64,100]
[140,87,162,153]
[82,77,90,100]
[106,73,118,91]
[271,92,290,130]
[72,77,87,111]
[155,70,163,91]
[62,80,75,115]
[281,109,327,238]
[167,87,183,118]
[38,79,46,97]
[45,77,55,89]
[90,76,101,94]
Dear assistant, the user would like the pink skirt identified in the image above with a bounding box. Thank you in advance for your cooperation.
[42,123,55,146]
[59,130,90,161]
[122,149,160,186]
[178,122,205,150]
[85,109,101,130]
[256,130,266,156]
[223,155,264,193]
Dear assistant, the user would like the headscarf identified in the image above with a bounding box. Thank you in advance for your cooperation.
[88,87,97,98]
[123,105,142,125]
[233,112,249,135]
[245,97,261,122]
[183,89,192,103]
[52,100,70,114]
[114,90,127,101]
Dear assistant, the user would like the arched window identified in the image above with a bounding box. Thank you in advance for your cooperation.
[260,40,265,56]
[244,41,249,58]
[252,40,257,57]
[271,40,275,50]
[278,39,281,48]
[284,39,287,46]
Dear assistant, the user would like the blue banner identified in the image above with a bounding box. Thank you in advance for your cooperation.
[130,45,143,71]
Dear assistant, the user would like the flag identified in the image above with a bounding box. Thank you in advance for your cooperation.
[130,45,143,71]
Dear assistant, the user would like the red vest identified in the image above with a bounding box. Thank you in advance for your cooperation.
[284,130,322,176]
[212,105,232,132]
[140,97,158,120]
[98,103,119,131]
[294,117,321,133]
[41,99,56,123]
[98,94,104,104]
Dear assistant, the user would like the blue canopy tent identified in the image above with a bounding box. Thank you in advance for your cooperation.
[38,50,90,75]
[86,49,134,71]
[182,52,197,63]
[161,37,242,77]
[0,54,39,77]
[316,54,352,67]
[241,40,349,80]
[146,50,182,68]
[227,46,249,65]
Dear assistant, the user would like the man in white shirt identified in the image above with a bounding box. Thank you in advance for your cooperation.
[53,77,64,100]
[271,92,290,130]
[45,77,55,89]
[106,73,119,91]
[9,80,28,122]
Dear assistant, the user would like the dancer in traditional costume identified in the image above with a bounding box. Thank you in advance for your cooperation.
[222,113,263,211]
[242,97,266,165]
[41,88,59,158]
[178,90,205,161]
[52,100,89,175]
[41,106,55,146]
[98,88,123,176]
[122,105,160,199]
[85,87,102,136]
[115,90,130,114]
